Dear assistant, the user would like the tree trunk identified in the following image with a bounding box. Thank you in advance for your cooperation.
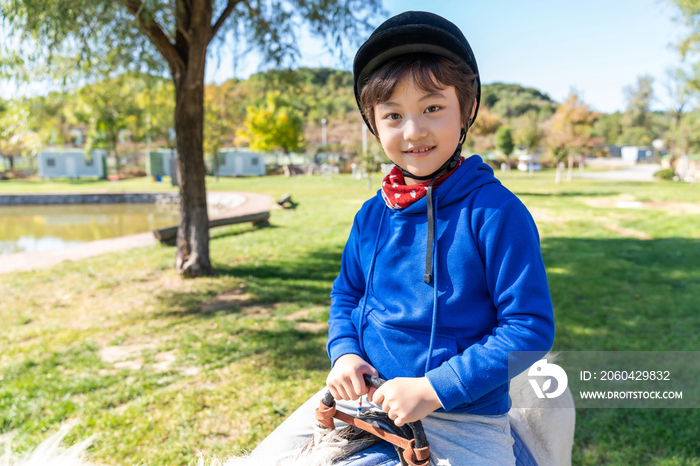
[579,154,584,171]
[9,155,14,171]
[555,161,563,184]
[567,154,574,182]
[172,29,212,277]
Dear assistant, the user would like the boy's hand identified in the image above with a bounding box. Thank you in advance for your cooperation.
[326,353,379,401]
[369,377,442,427]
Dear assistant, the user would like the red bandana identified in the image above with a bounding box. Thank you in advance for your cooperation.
[381,157,465,209]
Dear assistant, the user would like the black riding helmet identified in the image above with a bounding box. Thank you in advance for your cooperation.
[353,11,481,139]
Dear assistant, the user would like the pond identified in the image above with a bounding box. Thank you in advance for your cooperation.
[0,204,180,255]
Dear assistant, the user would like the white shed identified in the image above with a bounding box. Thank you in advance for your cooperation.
[38,149,107,179]
[146,149,177,177]
[216,148,265,176]
[621,146,653,163]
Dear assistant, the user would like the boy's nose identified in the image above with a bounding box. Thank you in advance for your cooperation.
[403,118,427,141]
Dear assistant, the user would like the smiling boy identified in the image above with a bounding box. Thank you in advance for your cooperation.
[252,12,555,466]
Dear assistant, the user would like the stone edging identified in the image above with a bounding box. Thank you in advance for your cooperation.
[0,192,180,205]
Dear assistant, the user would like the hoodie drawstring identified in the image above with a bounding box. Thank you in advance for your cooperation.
[424,177,438,284]
[424,182,439,373]
[357,206,386,360]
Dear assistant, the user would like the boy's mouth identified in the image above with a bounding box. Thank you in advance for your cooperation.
[403,146,435,156]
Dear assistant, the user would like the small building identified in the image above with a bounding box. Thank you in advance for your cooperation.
[215,148,265,176]
[38,149,107,179]
[517,154,541,172]
[146,149,177,177]
[621,146,653,163]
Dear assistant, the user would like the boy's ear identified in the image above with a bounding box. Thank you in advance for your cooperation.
[470,100,477,119]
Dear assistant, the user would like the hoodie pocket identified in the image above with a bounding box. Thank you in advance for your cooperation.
[362,311,459,380]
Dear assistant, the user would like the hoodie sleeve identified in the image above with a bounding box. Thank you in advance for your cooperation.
[327,214,367,367]
[426,195,555,411]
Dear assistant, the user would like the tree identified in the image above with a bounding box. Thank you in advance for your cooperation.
[592,112,623,146]
[1,0,383,277]
[357,135,386,190]
[619,75,655,145]
[515,112,543,154]
[546,91,602,183]
[665,67,695,128]
[466,106,502,153]
[204,80,246,180]
[76,74,142,172]
[132,74,176,150]
[515,113,544,177]
[494,126,515,170]
[0,101,42,170]
[238,91,304,154]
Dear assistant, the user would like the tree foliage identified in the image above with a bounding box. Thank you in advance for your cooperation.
[238,91,304,154]
[0,101,42,163]
[494,126,515,157]
[546,91,602,161]
[1,0,385,277]
[481,82,556,120]
[620,74,655,145]
[204,79,246,176]
[514,112,544,153]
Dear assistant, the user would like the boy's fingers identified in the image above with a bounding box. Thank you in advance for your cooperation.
[328,385,341,401]
[342,381,358,400]
[372,385,384,405]
[350,373,365,398]
[367,386,377,402]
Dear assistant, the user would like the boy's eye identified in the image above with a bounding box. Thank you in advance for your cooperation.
[425,105,441,114]
[384,113,401,120]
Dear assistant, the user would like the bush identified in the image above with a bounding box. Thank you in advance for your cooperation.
[654,168,675,180]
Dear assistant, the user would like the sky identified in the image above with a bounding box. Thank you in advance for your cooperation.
[205,0,690,114]
[2,0,691,114]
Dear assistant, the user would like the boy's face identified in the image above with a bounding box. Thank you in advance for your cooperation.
[373,78,462,184]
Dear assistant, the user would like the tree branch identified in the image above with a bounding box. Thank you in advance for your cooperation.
[211,0,241,42]
[117,0,185,71]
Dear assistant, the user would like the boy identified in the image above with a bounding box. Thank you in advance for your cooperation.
[252,11,554,466]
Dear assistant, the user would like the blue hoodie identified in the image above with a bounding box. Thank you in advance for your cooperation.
[327,155,555,415]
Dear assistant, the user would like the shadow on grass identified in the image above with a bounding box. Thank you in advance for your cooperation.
[189,325,329,375]
[209,223,280,241]
[542,237,700,352]
[154,246,343,318]
[543,237,700,463]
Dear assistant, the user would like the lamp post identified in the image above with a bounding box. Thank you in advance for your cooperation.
[321,118,327,147]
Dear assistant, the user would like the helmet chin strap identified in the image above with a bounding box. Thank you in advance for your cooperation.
[393,127,468,285]
[396,128,467,181]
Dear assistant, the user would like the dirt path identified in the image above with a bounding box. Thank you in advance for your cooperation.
[576,163,662,181]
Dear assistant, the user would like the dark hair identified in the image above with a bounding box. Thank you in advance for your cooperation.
[359,53,478,135]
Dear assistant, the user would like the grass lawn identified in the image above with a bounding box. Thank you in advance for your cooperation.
[1,167,699,465]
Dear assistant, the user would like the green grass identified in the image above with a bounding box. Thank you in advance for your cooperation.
[1,168,699,465]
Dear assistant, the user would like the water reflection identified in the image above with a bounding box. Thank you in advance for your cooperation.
[0,204,180,255]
